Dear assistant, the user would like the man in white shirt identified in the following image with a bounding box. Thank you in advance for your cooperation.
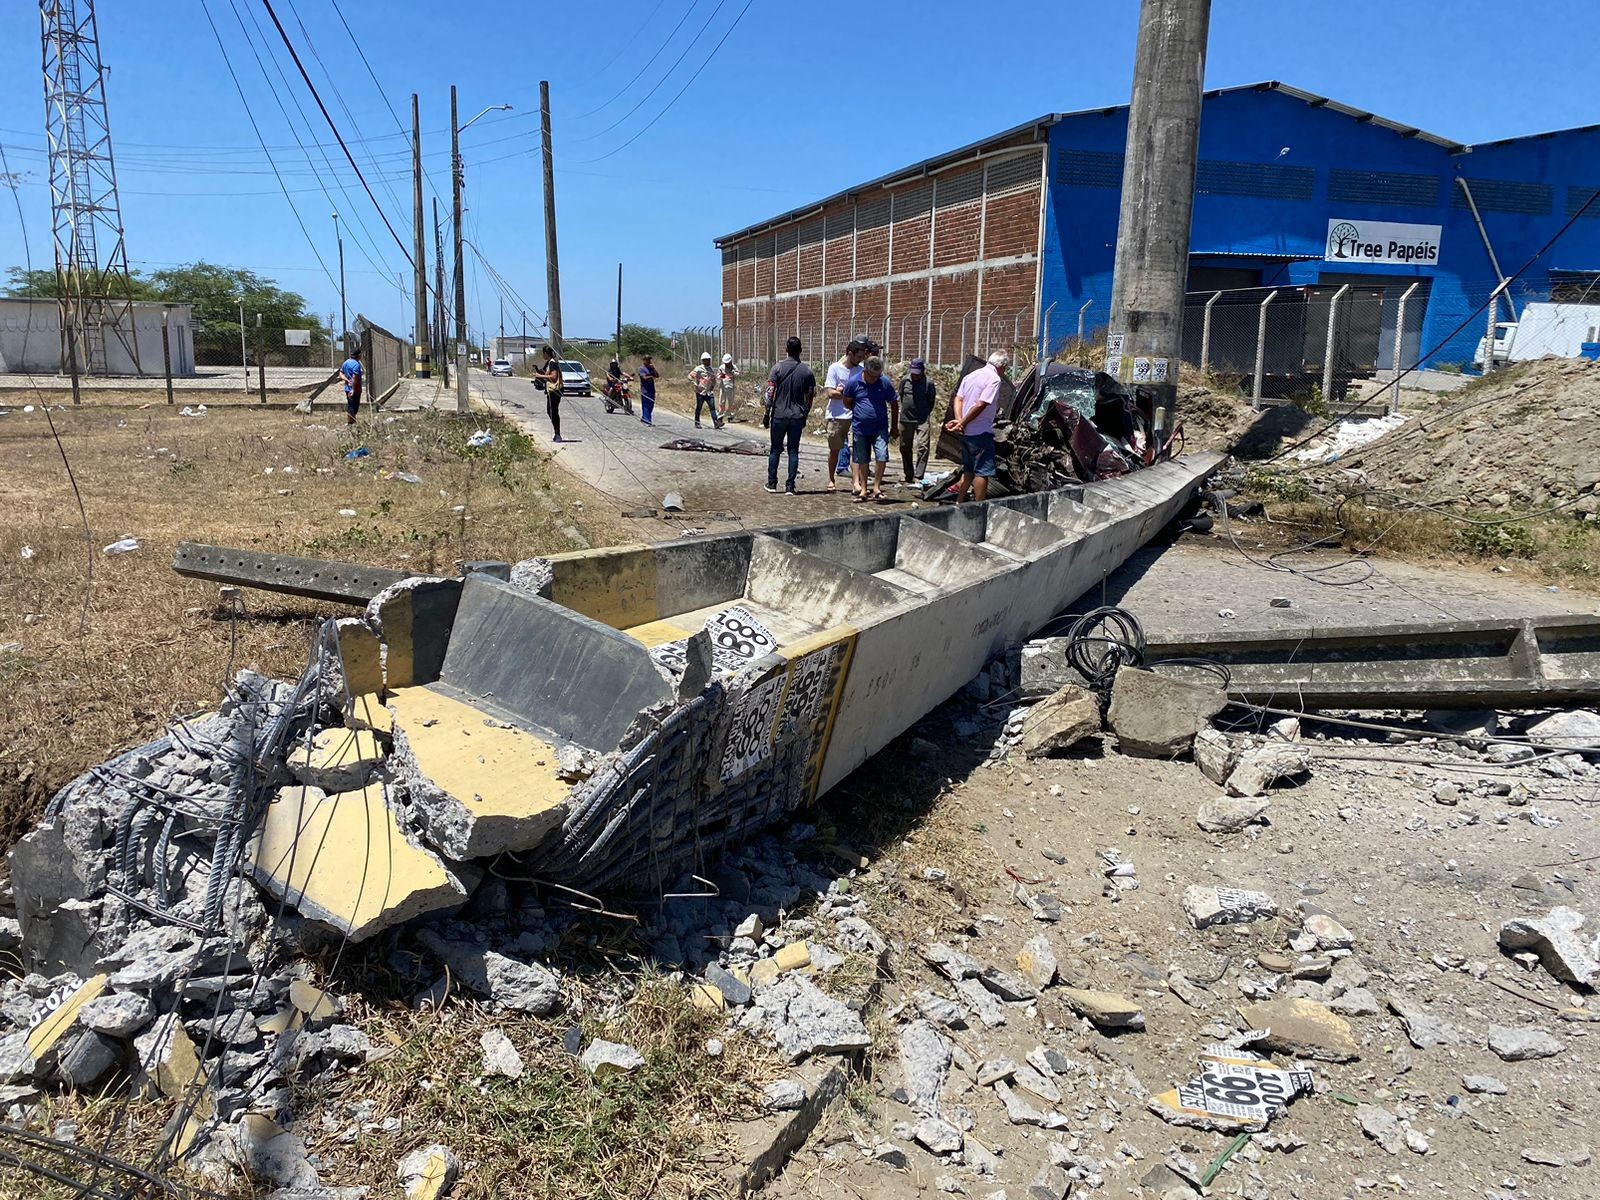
[823,335,877,494]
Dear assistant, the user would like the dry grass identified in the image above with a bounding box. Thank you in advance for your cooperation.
[0,402,625,850]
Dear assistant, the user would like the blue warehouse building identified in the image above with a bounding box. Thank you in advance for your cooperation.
[716,81,1600,371]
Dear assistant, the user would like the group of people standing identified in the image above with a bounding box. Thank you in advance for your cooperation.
[759,334,1009,503]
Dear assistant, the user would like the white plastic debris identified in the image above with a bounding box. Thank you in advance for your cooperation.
[338,509,358,518]
[466,429,494,448]
[1149,1043,1313,1132]
[1218,608,1236,619]
[178,405,207,417]
[19,546,34,560]
[101,537,140,555]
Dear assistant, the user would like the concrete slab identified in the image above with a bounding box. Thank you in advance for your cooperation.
[286,727,385,792]
[368,577,463,689]
[388,685,574,860]
[250,782,475,940]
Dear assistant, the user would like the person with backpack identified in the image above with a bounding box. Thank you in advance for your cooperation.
[763,336,816,495]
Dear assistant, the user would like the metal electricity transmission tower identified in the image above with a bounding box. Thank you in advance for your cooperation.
[41,0,142,376]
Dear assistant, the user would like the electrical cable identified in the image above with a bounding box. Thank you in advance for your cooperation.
[568,0,706,123]
[576,0,759,164]
[256,0,414,267]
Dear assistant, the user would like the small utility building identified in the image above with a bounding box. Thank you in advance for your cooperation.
[714,81,1600,369]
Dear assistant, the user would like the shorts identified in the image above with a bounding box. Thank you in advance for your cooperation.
[961,431,996,478]
[825,418,850,442]
[851,429,890,464]
[344,390,361,416]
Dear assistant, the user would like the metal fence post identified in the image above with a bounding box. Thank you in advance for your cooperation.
[1484,280,1509,375]
[1200,290,1222,375]
[1076,299,1092,366]
[161,306,174,406]
[1039,301,1057,365]
[932,308,947,366]
[1389,282,1420,415]
[1321,283,1350,405]
[1252,289,1279,410]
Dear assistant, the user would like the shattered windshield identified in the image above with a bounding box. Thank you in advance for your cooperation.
[1036,371,1098,422]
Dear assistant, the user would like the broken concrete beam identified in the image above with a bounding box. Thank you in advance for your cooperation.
[388,687,575,861]
[250,784,477,943]
[1106,666,1226,758]
[1021,684,1100,757]
[1193,726,1237,785]
[286,727,385,792]
[366,577,463,689]
[333,616,384,699]
[729,1056,849,1196]
[1499,907,1599,986]
[1527,709,1600,753]
[1227,744,1313,797]
[172,541,408,605]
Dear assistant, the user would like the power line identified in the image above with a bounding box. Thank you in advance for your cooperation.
[570,0,733,143]
[568,0,706,123]
[578,0,759,164]
[585,0,672,83]
[255,0,413,266]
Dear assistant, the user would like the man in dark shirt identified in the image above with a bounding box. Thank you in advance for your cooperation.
[638,353,659,425]
[764,336,816,495]
[897,358,937,484]
[841,354,899,502]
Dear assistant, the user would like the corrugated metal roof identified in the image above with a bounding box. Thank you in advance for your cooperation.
[713,81,1470,247]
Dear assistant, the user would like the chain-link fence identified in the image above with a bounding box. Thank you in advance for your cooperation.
[716,307,1037,374]
[1181,284,1391,411]
[355,315,412,405]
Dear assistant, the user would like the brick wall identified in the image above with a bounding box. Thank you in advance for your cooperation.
[718,133,1045,365]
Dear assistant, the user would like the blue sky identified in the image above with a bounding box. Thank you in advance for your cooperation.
[2,0,1597,341]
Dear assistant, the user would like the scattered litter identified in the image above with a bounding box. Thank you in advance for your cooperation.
[338,509,358,518]
[101,537,140,556]
[662,492,685,512]
[659,437,767,456]
[1292,412,1407,464]
[1217,608,1236,619]
[178,404,207,417]
[466,429,494,448]
[1269,597,1292,608]
[344,447,371,460]
[19,545,33,560]
[1149,1043,1313,1132]
[393,471,423,484]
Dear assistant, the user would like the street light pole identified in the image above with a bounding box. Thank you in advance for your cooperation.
[450,92,512,352]
[332,212,346,357]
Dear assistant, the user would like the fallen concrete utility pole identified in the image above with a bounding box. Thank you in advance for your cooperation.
[172,542,408,605]
[1022,614,1600,709]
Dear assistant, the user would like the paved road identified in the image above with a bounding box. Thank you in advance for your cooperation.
[475,372,929,531]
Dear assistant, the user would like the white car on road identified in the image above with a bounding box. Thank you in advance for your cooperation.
[558,359,591,396]
[490,358,513,377]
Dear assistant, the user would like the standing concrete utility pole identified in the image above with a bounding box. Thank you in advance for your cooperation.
[540,80,563,352]
[237,299,248,392]
[451,86,466,349]
[615,262,623,365]
[332,212,346,357]
[432,196,449,389]
[1105,0,1211,441]
[411,94,430,378]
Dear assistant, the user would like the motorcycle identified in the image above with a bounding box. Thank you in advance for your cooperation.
[602,375,633,415]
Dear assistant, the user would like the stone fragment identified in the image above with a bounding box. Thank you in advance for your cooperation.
[77,992,154,1038]
[1182,884,1278,929]
[253,785,475,942]
[734,914,764,941]
[1196,796,1269,833]
[1227,744,1313,797]
[750,976,871,1062]
[1521,1145,1591,1167]
[773,942,811,973]
[1106,667,1227,758]
[580,1039,645,1078]
[479,1030,523,1079]
[978,968,1036,1004]
[1462,1074,1507,1095]
[921,943,982,982]
[289,980,340,1024]
[914,1115,963,1155]
[1239,998,1359,1062]
[397,1142,460,1200]
[1193,727,1238,786]
[705,963,753,1007]
[1016,936,1058,990]
[1021,685,1100,758]
[913,992,968,1028]
[873,1143,910,1170]
[1488,1024,1563,1061]
[762,1079,807,1112]
[134,1015,202,1097]
[747,959,783,990]
[977,1058,1019,1086]
[689,983,726,1012]
[1328,988,1379,1017]
[286,727,385,792]
[1012,1064,1062,1105]
[995,1081,1063,1128]
[1527,709,1600,752]
[1498,906,1599,986]
[56,1030,121,1090]
[1424,709,1497,740]
[1302,913,1354,950]
[0,1034,37,1085]
[899,1020,950,1116]
[953,978,1006,1028]
[1387,997,1460,1049]
[1058,988,1145,1030]
[333,617,385,698]
[416,932,561,1016]
[1357,1104,1403,1155]
[1028,1164,1071,1200]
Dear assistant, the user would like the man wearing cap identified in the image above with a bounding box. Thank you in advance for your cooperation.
[823,336,877,493]
[945,350,1009,503]
[638,353,659,425]
[842,354,898,502]
[689,352,723,429]
[897,358,937,485]
[718,353,740,422]
[764,336,816,495]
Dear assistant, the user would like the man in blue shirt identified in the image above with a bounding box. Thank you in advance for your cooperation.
[339,347,364,426]
[638,353,659,425]
[841,355,899,502]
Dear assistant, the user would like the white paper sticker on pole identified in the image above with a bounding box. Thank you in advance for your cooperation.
[1152,358,1169,383]
[1105,356,1122,379]
[1106,332,1126,358]
[1132,357,1152,382]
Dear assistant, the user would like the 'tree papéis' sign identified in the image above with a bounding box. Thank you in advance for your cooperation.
[1325,219,1442,266]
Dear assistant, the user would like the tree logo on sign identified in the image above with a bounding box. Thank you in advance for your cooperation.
[1328,222,1360,259]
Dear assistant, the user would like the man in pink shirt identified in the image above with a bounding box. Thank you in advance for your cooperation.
[944,351,1009,502]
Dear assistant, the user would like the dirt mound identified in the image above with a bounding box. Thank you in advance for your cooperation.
[1318,357,1600,510]
[1175,380,1251,450]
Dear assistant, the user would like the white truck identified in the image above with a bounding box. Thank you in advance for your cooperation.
[1473,301,1600,368]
